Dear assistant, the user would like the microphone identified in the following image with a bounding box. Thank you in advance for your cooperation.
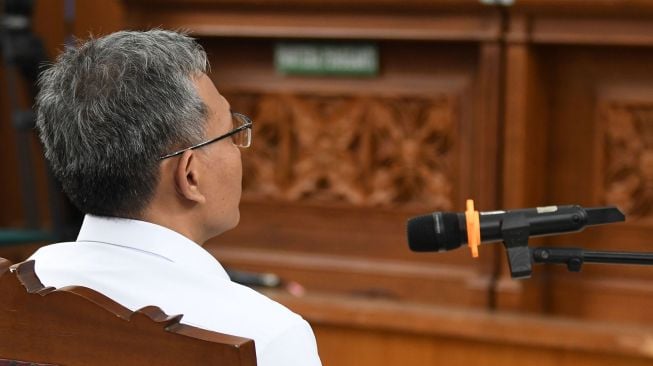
[407,204,625,254]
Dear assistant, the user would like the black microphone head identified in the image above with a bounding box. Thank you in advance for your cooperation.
[407,212,464,252]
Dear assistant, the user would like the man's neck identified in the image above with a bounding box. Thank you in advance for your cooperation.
[137,209,207,245]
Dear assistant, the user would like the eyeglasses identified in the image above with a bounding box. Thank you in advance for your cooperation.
[159,112,253,160]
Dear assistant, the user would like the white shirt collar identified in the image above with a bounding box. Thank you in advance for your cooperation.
[76,214,230,280]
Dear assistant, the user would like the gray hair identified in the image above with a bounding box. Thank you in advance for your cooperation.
[36,29,209,217]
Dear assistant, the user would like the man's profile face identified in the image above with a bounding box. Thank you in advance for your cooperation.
[193,73,243,237]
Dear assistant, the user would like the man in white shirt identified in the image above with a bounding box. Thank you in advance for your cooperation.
[29,29,321,366]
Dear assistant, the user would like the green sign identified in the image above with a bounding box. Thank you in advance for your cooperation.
[275,42,378,77]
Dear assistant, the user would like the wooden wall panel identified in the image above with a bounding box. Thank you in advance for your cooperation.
[499,7,653,326]
[197,34,501,309]
[542,46,653,323]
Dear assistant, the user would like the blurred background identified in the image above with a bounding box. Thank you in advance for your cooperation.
[2,0,653,365]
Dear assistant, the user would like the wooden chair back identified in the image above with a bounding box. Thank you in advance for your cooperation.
[0,258,256,366]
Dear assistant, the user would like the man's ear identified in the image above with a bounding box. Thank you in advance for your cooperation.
[174,150,206,204]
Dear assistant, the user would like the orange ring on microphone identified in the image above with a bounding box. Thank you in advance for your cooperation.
[465,199,481,258]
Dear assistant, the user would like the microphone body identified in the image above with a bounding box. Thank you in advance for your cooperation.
[408,205,625,253]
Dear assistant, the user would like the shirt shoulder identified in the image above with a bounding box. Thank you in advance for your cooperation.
[200,285,321,366]
[257,317,322,366]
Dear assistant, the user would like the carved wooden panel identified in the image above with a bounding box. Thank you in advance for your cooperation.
[227,92,458,211]
[205,36,494,309]
[201,36,497,311]
[598,101,653,220]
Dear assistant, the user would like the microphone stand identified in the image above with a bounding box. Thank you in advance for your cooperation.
[498,211,653,278]
[531,247,653,272]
